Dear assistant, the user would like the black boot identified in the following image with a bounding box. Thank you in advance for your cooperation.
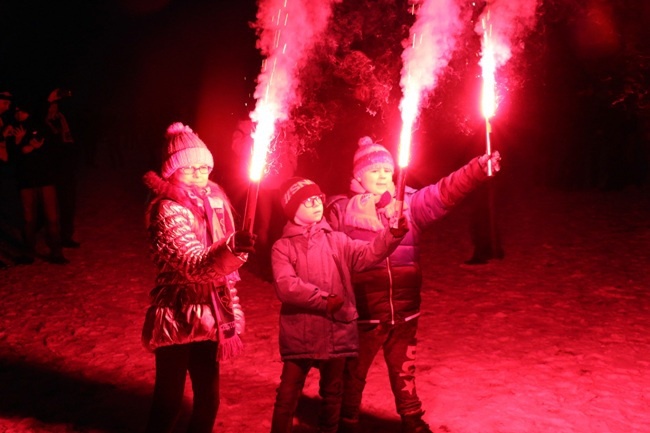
[401,411,433,433]
[339,417,360,433]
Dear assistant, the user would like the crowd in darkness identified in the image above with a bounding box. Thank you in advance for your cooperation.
[0,89,81,267]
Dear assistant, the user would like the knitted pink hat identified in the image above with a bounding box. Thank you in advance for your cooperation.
[161,122,214,179]
[352,136,395,179]
[279,177,323,220]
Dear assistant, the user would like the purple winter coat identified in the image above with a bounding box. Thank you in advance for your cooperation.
[325,156,488,325]
[271,218,402,360]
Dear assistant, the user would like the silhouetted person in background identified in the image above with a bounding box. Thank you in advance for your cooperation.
[46,88,80,248]
[0,91,34,268]
[464,180,504,265]
[10,99,67,264]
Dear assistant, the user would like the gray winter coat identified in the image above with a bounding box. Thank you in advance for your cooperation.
[271,218,402,360]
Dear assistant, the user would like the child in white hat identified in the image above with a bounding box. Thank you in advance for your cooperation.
[141,122,256,433]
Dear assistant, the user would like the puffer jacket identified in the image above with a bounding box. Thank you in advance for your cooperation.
[325,156,487,325]
[141,172,246,351]
[271,218,402,360]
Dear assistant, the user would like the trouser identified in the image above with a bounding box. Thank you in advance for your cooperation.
[341,318,422,420]
[145,341,220,433]
[20,185,62,257]
[271,358,347,433]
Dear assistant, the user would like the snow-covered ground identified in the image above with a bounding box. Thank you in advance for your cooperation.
[1,165,649,433]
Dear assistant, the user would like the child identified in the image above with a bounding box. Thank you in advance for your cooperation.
[270,176,407,433]
[141,122,256,433]
[325,136,502,433]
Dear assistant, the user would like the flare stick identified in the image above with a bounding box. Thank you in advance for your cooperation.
[395,168,408,219]
[242,181,260,234]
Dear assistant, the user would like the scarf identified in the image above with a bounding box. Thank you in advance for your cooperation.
[200,192,243,361]
[344,178,408,232]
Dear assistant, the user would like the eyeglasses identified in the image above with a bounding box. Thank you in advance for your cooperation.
[179,165,211,175]
[302,195,324,208]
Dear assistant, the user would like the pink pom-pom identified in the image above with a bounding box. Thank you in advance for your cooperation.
[358,136,374,147]
[166,122,193,138]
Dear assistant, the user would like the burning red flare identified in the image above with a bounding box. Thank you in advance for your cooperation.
[395,0,461,215]
[244,0,336,231]
[480,16,497,121]
[480,14,497,176]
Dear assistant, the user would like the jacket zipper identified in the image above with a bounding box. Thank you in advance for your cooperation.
[386,256,395,325]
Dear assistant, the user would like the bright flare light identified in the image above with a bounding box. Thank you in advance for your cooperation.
[480,16,497,120]
[398,86,420,169]
[243,0,335,231]
[395,0,461,218]
[480,14,497,176]
[249,97,279,182]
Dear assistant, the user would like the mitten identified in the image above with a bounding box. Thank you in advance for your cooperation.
[390,215,409,238]
[231,230,257,254]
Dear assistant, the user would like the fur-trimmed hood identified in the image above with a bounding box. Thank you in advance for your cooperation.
[143,171,233,226]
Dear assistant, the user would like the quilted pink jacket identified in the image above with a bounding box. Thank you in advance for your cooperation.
[141,172,246,352]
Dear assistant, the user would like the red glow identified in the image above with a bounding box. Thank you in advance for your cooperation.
[249,0,335,181]
[480,16,497,120]
[398,0,461,169]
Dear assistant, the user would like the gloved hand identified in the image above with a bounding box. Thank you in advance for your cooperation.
[325,294,344,315]
[478,150,502,174]
[231,230,257,254]
[390,215,409,238]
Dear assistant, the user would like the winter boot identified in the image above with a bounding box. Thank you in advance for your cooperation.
[401,411,433,433]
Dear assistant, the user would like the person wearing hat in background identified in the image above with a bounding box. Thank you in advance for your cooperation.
[141,122,256,433]
[45,88,80,248]
[9,98,67,264]
[325,136,502,433]
[269,176,408,433]
[0,91,35,268]
[0,91,19,268]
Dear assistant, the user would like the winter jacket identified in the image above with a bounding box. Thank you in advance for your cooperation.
[141,172,246,353]
[325,156,487,325]
[10,118,57,189]
[271,218,403,360]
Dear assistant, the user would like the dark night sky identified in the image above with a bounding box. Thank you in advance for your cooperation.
[0,0,259,156]
[1,0,648,190]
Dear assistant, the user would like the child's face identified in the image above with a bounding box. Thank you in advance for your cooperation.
[293,195,324,225]
[359,167,393,195]
[172,165,211,188]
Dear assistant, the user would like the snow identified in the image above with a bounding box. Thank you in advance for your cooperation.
[1,166,649,433]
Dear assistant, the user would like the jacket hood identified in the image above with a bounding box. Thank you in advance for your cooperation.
[281,218,333,239]
[143,171,232,225]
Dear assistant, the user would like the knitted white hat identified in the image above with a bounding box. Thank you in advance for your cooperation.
[161,122,214,179]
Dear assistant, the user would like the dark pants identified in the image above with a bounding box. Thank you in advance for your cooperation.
[271,358,347,433]
[145,341,220,433]
[20,185,63,257]
[341,319,422,421]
